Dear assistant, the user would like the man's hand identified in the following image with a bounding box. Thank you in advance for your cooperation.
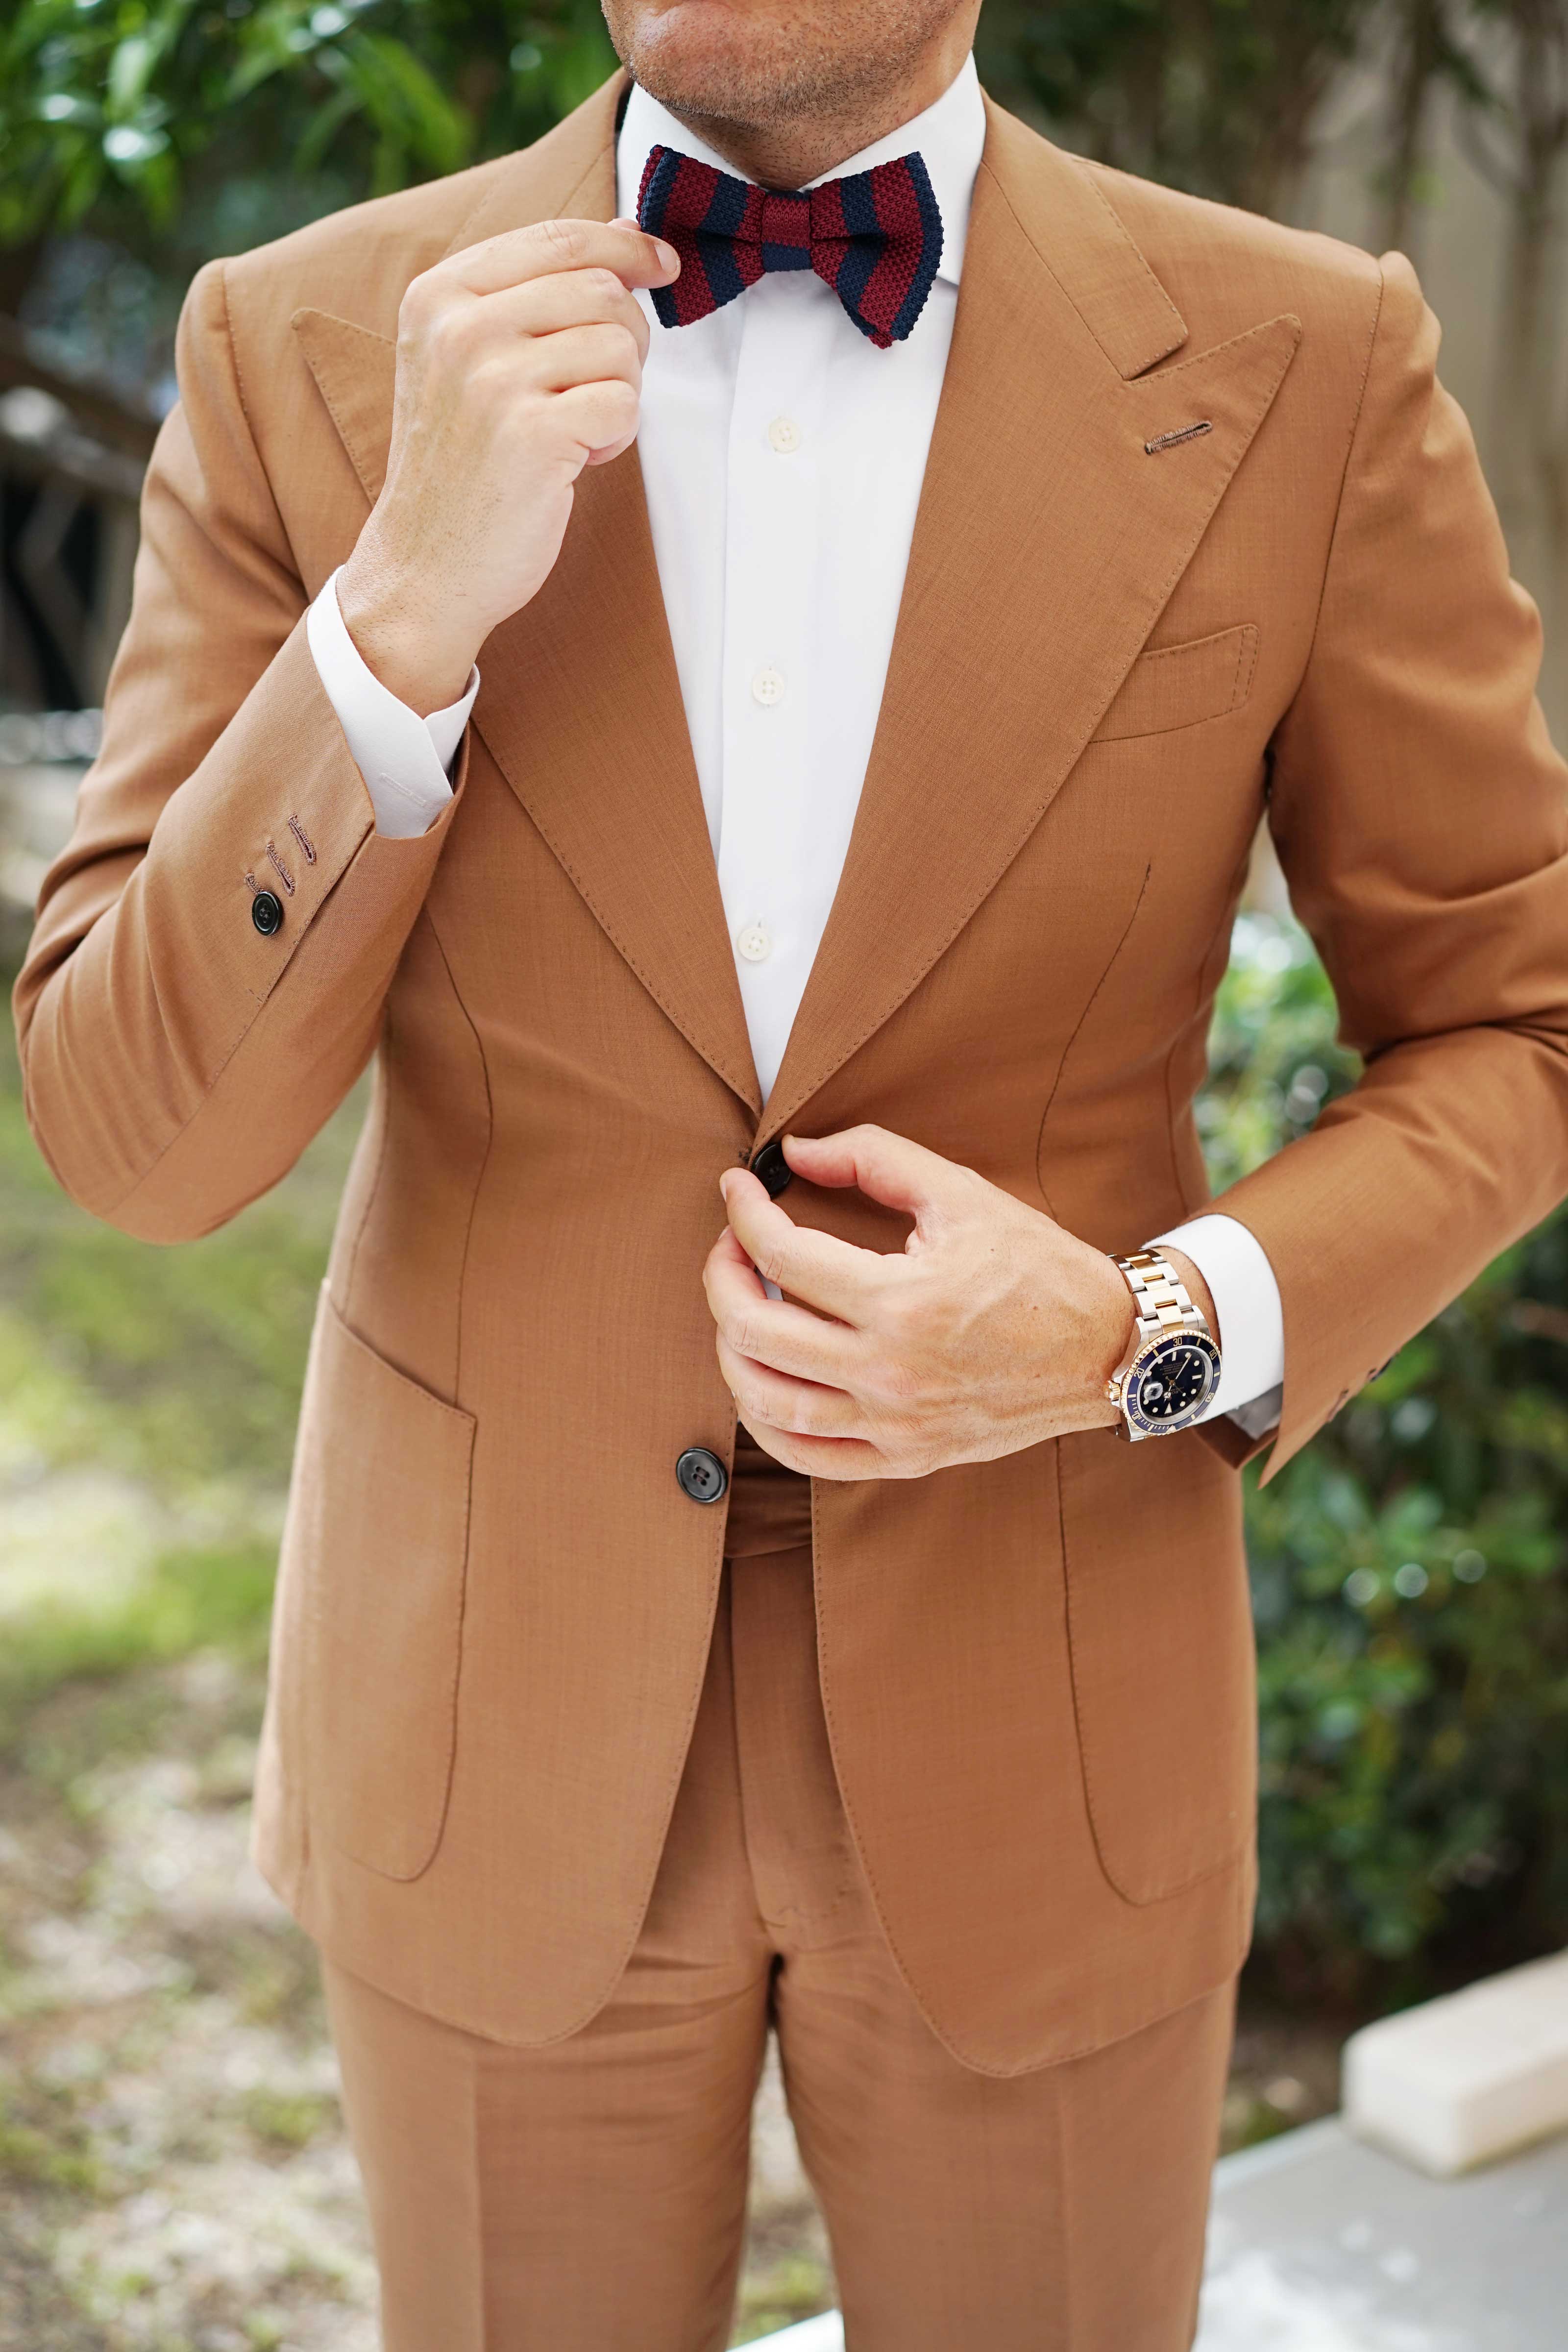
[702,1126,1155,1480]
[336,216,679,713]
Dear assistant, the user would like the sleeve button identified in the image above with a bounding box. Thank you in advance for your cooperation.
[251,889,285,936]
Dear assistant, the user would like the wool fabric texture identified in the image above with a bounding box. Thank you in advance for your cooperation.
[19,70,1568,2078]
[637,143,943,347]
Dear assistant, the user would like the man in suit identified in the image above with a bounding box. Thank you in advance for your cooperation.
[15,0,1568,2341]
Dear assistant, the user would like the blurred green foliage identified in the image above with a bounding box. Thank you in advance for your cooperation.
[1210,919,1568,2006]
[0,0,617,261]
[0,1000,357,1749]
[0,1006,349,1490]
[0,1535,277,1744]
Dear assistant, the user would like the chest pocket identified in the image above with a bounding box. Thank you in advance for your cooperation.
[1093,623,1259,742]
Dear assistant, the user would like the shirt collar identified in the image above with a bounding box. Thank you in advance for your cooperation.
[616,49,984,288]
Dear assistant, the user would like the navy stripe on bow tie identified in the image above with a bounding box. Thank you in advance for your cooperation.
[636,144,943,349]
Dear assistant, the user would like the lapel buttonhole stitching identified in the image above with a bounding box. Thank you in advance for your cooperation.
[1144,419,1214,455]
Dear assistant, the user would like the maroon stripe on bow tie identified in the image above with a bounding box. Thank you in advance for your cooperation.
[637,144,942,348]
[860,160,933,347]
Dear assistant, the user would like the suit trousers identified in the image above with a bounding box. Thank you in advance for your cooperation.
[321,1539,1236,2351]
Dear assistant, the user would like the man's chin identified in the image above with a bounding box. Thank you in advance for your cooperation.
[612,0,859,129]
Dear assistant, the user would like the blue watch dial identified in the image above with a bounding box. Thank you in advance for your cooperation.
[1124,1331,1222,1436]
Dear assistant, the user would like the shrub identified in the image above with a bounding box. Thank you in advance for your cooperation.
[1208,918,1568,2005]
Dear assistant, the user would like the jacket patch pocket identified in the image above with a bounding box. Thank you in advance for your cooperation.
[293,1285,476,1881]
[1058,1427,1256,1905]
[1092,623,1258,743]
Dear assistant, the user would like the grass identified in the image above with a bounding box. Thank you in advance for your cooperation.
[732,2254,835,2340]
[0,2044,117,2208]
[0,977,361,1738]
[0,1540,280,1753]
[0,1004,358,1494]
[241,2087,335,2155]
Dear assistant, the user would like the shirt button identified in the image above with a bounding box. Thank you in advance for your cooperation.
[751,666,785,707]
[736,920,772,964]
[767,416,802,455]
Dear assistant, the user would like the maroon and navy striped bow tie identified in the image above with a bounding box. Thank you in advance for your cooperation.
[637,145,943,349]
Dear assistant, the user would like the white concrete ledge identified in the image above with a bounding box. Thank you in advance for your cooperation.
[1343,1949,1568,2177]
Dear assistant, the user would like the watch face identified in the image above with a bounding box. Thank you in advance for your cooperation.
[1125,1332,1222,1437]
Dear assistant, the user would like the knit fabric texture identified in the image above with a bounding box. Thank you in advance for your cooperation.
[637,144,943,349]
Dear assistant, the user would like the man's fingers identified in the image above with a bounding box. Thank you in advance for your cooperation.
[778,1125,977,1227]
[550,377,642,460]
[703,1228,860,1382]
[523,320,643,395]
[720,1170,888,1320]
[716,1332,862,1441]
[483,267,652,362]
[736,1416,889,1482]
[445,217,678,297]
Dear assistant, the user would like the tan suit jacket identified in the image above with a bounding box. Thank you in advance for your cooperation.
[16,75,1568,2074]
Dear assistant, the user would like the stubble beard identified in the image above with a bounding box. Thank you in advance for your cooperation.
[602,0,962,135]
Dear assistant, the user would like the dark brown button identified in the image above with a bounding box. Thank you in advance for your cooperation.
[251,888,284,936]
[676,1447,728,1505]
[749,1139,792,1198]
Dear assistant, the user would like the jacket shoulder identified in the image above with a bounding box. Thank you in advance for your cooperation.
[1078,157,1384,350]
[216,85,619,342]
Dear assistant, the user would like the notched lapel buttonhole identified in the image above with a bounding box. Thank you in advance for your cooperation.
[1144,419,1215,455]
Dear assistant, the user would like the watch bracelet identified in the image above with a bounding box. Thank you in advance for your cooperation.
[1113,1249,1208,1339]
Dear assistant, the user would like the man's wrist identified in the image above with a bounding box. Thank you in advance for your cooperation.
[1084,1246,1137,1429]
[337,549,481,717]
[1100,1246,1223,1438]
[1157,1245,1220,1348]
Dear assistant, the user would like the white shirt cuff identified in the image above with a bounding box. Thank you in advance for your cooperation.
[306,567,478,839]
[1149,1212,1284,1434]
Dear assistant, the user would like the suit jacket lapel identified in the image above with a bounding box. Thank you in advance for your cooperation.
[294,83,1298,1136]
[294,73,762,1117]
[761,103,1300,1138]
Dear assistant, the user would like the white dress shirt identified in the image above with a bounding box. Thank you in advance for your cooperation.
[307,53,1284,1429]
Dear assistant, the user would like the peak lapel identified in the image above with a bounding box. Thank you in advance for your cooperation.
[294,74,761,1116]
[762,105,1300,1140]
[292,74,628,504]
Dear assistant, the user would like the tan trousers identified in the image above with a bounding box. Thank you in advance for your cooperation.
[323,1544,1235,2351]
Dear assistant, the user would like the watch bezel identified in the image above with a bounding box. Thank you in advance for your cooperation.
[1122,1329,1222,1437]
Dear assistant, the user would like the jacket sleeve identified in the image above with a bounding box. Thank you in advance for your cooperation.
[11,257,464,1243]
[1207,251,1568,1478]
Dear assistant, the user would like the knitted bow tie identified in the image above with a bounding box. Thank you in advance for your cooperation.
[636,144,943,349]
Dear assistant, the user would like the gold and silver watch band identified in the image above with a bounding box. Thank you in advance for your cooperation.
[1112,1250,1209,1340]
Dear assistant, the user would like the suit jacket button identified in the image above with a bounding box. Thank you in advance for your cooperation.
[251,889,284,936]
[749,1139,792,1197]
[676,1447,728,1504]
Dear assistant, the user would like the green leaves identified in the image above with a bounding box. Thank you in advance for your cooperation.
[1207,915,1568,2003]
[0,0,617,256]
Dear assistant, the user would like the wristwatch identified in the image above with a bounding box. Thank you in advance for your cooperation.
[1105,1250,1222,1441]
